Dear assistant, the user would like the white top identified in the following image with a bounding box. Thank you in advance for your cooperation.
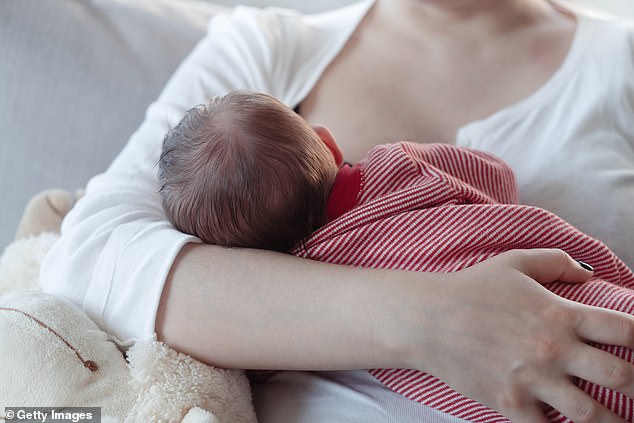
[457,9,634,270]
[39,1,634,422]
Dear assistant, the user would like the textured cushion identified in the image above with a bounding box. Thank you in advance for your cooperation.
[0,232,256,422]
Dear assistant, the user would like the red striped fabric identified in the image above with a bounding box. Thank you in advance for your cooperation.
[293,142,634,422]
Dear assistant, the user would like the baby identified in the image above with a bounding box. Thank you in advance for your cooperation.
[159,91,634,423]
[159,91,339,252]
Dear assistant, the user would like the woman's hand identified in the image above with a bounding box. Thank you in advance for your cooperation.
[398,249,633,423]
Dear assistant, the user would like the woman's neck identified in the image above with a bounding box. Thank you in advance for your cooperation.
[377,0,563,39]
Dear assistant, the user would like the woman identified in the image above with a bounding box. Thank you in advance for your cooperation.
[42,0,634,422]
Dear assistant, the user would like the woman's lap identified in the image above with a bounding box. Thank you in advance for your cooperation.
[251,369,465,423]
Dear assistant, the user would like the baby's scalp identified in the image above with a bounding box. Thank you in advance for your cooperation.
[159,91,338,251]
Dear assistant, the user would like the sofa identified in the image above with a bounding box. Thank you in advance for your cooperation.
[1,1,631,421]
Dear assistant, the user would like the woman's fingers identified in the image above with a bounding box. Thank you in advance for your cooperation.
[535,380,628,423]
[419,250,633,422]
[507,250,634,421]
[574,304,634,348]
[438,249,634,422]
[505,248,594,285]
[566,343,634,398]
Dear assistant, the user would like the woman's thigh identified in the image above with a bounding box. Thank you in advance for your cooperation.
[251,369,465,423]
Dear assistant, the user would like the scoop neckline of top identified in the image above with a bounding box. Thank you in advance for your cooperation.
[456,7,590,142]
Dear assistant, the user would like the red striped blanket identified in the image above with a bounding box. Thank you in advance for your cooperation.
[293,142,634,422]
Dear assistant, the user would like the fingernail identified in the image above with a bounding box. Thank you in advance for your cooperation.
[577,260,594,272]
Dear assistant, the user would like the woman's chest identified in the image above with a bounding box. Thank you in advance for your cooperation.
[300,69,468,162]
[299,19,575,162]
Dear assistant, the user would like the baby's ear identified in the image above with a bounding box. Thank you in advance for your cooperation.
[313,124,343,166]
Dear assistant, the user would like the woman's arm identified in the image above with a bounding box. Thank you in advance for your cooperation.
[41,5,325,344]
[156,242,408,370]
[157,246,634,423]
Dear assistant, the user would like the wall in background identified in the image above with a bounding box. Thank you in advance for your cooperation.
[571,0,634,17]
[210,0,634,17]
[211,0,353,13]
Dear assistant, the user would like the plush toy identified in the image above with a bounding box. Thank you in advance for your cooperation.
[13,189,80,241]
[0,190,257,423]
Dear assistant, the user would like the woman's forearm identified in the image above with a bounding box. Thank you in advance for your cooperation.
[156,245,634,422]
[155,242,435,370]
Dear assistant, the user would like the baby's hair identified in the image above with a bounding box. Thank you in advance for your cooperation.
[158,91,336,252]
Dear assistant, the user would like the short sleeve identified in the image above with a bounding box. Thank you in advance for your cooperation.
[40,7,302,345]
[40,2,373,345]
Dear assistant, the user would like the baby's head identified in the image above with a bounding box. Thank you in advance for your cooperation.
[158,91,341,252]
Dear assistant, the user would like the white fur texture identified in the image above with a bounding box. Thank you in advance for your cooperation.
[127,341,255,422]
[0,232,59,294]
[0,233,256,423]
